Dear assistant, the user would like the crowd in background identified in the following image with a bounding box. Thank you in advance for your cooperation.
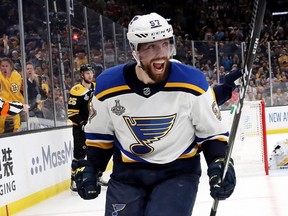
[0,0,288,134]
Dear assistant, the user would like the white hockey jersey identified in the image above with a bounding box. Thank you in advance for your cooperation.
[85,61,229,164]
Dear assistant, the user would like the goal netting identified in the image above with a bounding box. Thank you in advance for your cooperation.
[225,100,268,176]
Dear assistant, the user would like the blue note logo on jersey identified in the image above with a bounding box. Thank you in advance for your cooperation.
[123,114,176,155]
[112,204,126,215]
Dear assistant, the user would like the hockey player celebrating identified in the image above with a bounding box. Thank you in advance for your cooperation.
[72,13,236,215]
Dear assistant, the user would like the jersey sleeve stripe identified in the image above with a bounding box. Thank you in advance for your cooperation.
[196,134,229,144]
[96,85,131,100]
[164,82,205,96]
[67,109,79,116]
[121,154,136,162]
[85,132,114,142]
[86,140,113,149]
[165,82,205,93]
[211,87,217,101]
[178,145,199,159]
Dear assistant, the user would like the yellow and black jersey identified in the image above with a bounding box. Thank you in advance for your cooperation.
[0,70,24,104]
[67,82,95,127]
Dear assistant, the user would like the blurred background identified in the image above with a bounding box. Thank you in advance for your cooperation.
[0,0,287,134]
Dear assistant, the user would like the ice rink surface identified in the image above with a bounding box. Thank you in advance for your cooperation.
[14,134,288,216]
[14,169,288,216]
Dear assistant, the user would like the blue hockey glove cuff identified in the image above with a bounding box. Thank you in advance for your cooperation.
[224,69,242,89]
[71,159,101,200]
[207,158,236,200]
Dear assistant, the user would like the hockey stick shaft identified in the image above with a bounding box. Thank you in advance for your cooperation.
[210,0,267,215]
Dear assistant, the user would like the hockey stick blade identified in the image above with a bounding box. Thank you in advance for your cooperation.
[210,0,267,215]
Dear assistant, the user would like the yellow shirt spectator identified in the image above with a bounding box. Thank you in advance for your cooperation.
[0,57,24,133]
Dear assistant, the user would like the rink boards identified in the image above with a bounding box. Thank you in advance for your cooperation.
[0,128,73,215]
[0,105,287,215]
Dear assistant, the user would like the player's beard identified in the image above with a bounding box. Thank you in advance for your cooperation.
[140,58,170,83]
[83,78,92,84]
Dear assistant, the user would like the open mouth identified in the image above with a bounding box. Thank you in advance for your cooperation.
[152,60,165,73]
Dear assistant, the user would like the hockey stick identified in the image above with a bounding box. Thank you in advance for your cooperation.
[209,0,267,215]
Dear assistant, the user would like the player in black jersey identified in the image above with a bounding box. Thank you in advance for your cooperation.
[68,64,96,191]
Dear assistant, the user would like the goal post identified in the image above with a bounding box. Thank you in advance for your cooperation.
[225,100,269,176]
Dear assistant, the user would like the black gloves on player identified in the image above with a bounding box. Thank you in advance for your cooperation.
[207,158,236,200]
[71,159,101,200]
[224,69,242,89]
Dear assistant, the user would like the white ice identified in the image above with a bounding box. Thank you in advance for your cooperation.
[13,168,288,216]
[14,134,288,216]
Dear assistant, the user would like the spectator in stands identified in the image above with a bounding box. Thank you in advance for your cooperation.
[103,39,115,68]
[90,55,104,78]
[214,26,225,41]
[0,57,24,133]
[256,92,264,101]
[74,50,88,71]
[11,50,21,68]
[273,88,286,106]
[246,80,257,97]
[31,49,46,68]
[40,75,49,96]
[1,34,10,56]
[41,87,65,121]
[246,90,256,101]
[218,65,227,84]
[278,49,288,73]
[26,62,46,118]
[65,74,73,91]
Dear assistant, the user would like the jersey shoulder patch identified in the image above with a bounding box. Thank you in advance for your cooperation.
[70,84,89,96]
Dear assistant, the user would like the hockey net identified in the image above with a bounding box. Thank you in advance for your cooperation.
[227,100,268,176]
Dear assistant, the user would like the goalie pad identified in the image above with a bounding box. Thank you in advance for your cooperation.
[269,139,288,170]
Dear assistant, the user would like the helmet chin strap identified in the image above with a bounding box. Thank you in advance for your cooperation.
[132,51,146,72]
[132,50,141,66]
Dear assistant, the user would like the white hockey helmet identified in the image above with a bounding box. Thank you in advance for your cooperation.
[127,12,175,64]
